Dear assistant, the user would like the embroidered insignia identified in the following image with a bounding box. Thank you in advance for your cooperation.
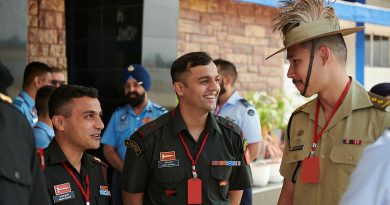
[297,130,304,136]
[127,65,135,71]
[247,109,255,116]
[125,139,142,156]
[160,151,176,161]
[54,183,72,195]
[289,145,304,151]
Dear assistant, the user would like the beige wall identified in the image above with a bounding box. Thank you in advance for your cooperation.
[178,0,284,95]
[28,0,67,71]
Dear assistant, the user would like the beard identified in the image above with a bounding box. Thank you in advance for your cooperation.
[219,79,226,96]
[125,91,146,107]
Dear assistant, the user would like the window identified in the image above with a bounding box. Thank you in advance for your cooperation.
[365,34,390,68]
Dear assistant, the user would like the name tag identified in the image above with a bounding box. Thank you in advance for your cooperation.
[53,191,76,203]
[289,145,304,151]
[158,159,180,168]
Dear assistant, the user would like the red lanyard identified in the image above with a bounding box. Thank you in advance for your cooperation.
[178,132,209,178]
[62,163,90,205]
[311,79,351,156]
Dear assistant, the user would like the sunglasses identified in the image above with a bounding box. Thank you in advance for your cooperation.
[51,80,66,86]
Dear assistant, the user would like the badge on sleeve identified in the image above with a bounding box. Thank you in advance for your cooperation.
[53,183,75,203]
[247,109,255,116]
[125,139,142,156]
[99,185,111,196]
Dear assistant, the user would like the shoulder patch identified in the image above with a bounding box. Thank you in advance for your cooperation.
[368,92,390,111]
[125,139,142,156]
[137,111,171,137]
[91,156,108,168]
[217,116,242,136]
[239,99,251,108]
[247,109,255,116]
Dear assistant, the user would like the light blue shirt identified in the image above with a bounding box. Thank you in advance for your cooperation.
[340,128,390,205]
[13,91,38,127]
[33,121,55,148]
[101,100,167,160]
[214,91,262,144]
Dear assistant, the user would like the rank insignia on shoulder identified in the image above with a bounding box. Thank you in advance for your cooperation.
[125,139,142,156]
[99,185,111,196]
[53,183,75,203]
[342,138,362,145]
[120,114,127,121]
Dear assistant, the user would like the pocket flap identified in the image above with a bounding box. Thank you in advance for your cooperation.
[286,150,309,163]
[0,166,32,186]
[211,166,232,180]
[330,145,363,165]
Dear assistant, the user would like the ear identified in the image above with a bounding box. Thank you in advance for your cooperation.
[173,82,185,97]
[33,76,40,88]
[318,46,330,66]
[52,115,65,131]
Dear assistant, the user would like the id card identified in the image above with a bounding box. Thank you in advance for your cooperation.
[301,156,319,183]
[188,178,202,204]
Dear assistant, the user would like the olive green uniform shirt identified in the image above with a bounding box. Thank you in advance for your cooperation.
[121,106,252,205]
[43,139,110,205]
[280,79,390,205]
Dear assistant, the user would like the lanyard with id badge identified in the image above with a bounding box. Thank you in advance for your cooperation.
[301,79,351,183]
[178,132,209,204]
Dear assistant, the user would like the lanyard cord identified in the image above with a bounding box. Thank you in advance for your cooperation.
[311,79,352,155]
[178,132,209,178]
[62,163,90,204]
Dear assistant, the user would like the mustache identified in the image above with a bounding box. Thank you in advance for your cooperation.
[125,92,141,98]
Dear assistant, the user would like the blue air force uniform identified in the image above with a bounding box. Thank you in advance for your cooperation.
[33,121,55,148]
[101,100,167,160]
[13,91,38,126]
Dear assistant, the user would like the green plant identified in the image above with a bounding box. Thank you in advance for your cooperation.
[246,91,288,131]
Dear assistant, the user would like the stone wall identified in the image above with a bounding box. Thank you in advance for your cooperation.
[28,0,67,69]
[178,0,285,94]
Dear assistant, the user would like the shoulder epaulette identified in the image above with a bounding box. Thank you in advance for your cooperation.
[114,105,127,112]
[153,104,168,112]
[91,156,108,168]
[137,111,171,138]
[292,99,315,114]
[13,98,23,107]
[239,99,252,108]
[216,115,242,136]
[368,92,390,111]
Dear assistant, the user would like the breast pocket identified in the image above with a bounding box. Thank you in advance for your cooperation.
[210,166,233,200]
[330,144,363,165]
[0,165,32,204]
[153,161,187,203]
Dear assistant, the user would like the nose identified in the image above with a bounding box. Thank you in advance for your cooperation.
[287,65,295,79]
[95,116,105,130]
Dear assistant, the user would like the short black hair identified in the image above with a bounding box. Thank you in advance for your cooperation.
[23,62,52,88]
[170,52,213,83]
[51,67,63,74]
[36,85,57,117]
[213,59,238,85]
[370,82,390,97]
[48,85,98,118]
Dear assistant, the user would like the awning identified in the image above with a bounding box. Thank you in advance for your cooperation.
[237,0,390,26]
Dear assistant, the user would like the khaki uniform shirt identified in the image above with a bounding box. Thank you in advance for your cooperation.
[121,106,252,205]
[280,79,390,205]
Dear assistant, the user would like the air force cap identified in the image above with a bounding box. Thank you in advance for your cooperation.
[123,64,151,91]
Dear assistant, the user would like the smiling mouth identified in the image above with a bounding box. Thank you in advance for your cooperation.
[91,134,101,139]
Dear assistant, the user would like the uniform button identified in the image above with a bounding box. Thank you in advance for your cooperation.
[14,171,20,179]
[136,117,140,120]
[321,155,325,159]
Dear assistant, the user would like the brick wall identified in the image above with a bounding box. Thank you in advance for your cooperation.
[28,0,67,70]
[178,0,285,94]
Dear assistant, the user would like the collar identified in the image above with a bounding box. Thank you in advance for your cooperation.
[171,106,222,136]
[19,91,35,108]
[127,100,153,116]
[46,139,93,176]
[35,121,54,138]
[301,78,372,129]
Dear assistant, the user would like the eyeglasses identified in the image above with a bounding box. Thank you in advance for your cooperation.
[51,80,66,86]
